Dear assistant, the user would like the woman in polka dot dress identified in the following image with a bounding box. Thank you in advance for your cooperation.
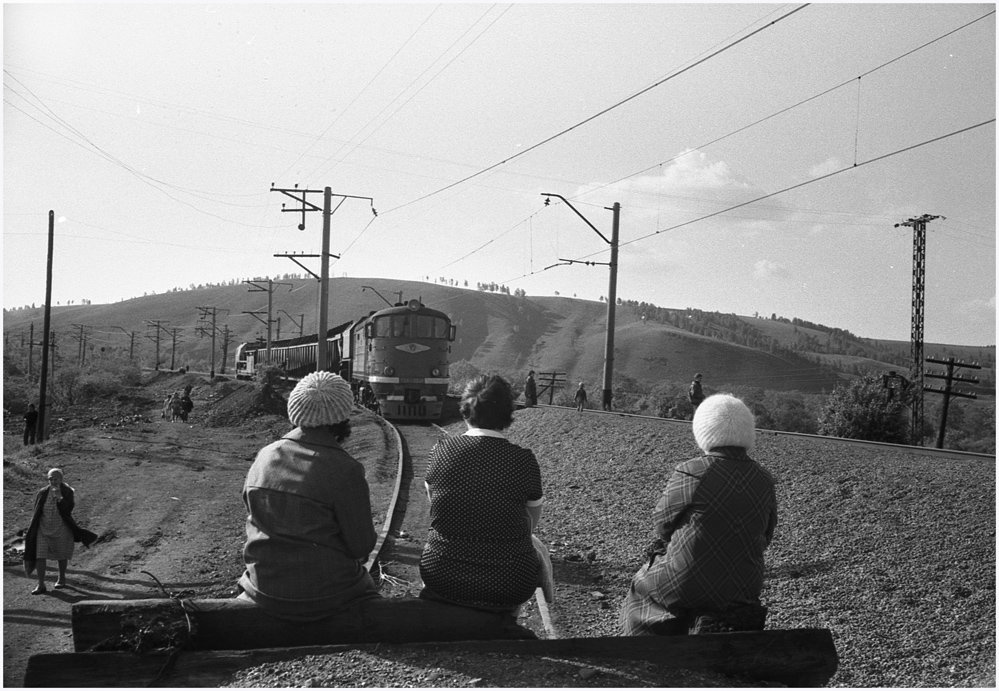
[419,375,544,613]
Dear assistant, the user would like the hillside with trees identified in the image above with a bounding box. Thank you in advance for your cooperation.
[4,276,994,452]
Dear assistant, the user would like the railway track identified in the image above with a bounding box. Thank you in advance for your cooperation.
[365,421,443,597]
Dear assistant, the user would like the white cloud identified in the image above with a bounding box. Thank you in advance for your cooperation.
[957,295,997,323]
[754,259,789,280]
[808,157,842,178]
[661,149,750,192]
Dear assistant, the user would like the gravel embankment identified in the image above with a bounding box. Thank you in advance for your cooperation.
[226,406,995,688]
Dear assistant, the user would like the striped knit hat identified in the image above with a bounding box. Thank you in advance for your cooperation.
[692,393,756,453]
[287,372,354,427]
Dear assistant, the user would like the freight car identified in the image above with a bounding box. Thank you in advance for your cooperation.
[234,299,455,420]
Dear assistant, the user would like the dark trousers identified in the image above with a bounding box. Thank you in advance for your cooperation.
[23,425,36,445]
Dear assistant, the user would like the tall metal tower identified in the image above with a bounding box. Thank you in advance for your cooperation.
[893,214,944,445]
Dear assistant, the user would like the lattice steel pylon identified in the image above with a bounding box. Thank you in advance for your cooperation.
[893,214,944,445]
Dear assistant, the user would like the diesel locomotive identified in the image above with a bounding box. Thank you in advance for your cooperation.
[234,299,455,420]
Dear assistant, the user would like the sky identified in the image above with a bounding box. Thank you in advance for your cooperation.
[3,2,995,346]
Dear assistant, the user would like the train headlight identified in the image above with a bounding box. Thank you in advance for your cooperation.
[431,367,441,377]
[383,366,396,376]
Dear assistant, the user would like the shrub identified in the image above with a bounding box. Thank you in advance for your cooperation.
[817,372,908,443]
[448,360,482,396]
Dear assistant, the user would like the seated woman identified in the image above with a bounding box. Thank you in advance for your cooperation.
[420,375,545,614]
[620,393,778,635]
[238,371,379,621]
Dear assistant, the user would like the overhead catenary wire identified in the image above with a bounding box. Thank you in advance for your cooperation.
[3,89,286,230]
[574,7,996,203]
[307,4,512,185]
[380,3,810,216]
[625,118,997,249]
[281,3,445,183]
[305,6,513,266]
[407,7,995,281]
[498,117,996,285]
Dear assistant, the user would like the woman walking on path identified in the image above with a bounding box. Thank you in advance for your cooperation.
[23,468,97,594]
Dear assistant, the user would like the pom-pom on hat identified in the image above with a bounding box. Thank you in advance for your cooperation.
[692,393,756,453]
[287,371,354,428]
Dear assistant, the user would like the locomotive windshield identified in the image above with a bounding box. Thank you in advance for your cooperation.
[372,314,450,339]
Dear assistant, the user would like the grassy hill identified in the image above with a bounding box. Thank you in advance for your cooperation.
[3,277,995,399]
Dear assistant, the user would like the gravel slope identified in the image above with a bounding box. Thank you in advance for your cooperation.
[224,405,994,687]
[504,407,996,687]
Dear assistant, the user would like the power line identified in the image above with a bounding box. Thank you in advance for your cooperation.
[310,4,512,185]
[5,62,521,193]
[279,3,445,181]
[381,4,810,215]
[4,89,286,229]
[377,7,995,273]
[573,8,997,203]
[623,119,995,250]
[496,118,995,284]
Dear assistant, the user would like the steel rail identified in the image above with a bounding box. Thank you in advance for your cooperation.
[369,418,561,639]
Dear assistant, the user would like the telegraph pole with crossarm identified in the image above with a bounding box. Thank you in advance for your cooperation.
[270,184,376,372]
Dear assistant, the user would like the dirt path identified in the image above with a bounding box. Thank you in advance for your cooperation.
[2,372,407,687]
[3,407,266,686]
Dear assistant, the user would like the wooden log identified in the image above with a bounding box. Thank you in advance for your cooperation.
[71,596,534,653]
[26,629,838,688]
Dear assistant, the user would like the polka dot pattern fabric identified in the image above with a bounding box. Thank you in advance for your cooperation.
[419,434,543,610]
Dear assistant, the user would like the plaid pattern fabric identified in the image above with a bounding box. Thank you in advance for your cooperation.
[620,448,776,635]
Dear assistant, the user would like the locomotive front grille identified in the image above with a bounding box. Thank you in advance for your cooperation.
[381,400,443,420]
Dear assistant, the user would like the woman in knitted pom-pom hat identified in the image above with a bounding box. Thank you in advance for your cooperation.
[619,393,777,635]
[237,371,379,620]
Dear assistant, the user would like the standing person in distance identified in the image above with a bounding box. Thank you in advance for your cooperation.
[419,375,546,617]
[619,393,777,635]
[688,373,705,412]
[524,370,538,408]
[180,385,194,422]
[238,371,379,621]
[574,382,587,412]
[23,403,38,445]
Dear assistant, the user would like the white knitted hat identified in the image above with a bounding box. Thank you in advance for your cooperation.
[692,393,756,452]
[287,372,354,427]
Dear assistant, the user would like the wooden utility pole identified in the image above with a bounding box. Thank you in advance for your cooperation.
[37,211,55,442]
[924,356,980,449]
[244,279,291,363]
[271,184,376,372]
[538,371,567,405]
[197,307,228,378]
[169,328,184,370]
[145,320,169,371]
[72,324,91,367]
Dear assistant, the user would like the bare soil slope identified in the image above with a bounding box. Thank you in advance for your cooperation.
[2,373,291,687]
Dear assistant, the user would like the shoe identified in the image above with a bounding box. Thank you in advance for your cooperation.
[31,586,47,595]
[54,581,66,589]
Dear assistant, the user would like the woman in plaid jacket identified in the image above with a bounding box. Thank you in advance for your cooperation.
[620,394,777,635]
